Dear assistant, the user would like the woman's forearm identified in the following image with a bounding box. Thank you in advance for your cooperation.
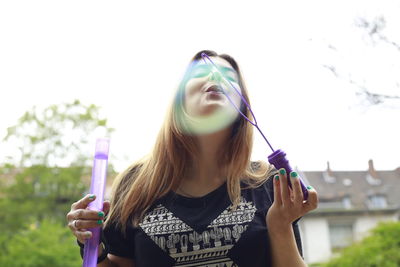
[268,224,307,267]
[97,258,114,266]
[96,245,117,267]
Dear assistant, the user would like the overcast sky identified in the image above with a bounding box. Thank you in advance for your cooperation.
[1,0,399,172]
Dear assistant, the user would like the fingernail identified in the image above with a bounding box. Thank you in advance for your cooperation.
[97,220,103,225]
[279,169,286,175]
[290,172,298,179]
[98,211,104,217]
[86,232,92,238]
[89,194,95,200]
[275,175,279,180]
[307,185,313,190]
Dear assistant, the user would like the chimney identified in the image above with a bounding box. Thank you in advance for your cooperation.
[323,161,336,183]
[327,161,333,176]
[368,159,378,178]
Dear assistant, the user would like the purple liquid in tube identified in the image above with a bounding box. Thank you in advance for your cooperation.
[83,138,110,267]
[201,53,309,200]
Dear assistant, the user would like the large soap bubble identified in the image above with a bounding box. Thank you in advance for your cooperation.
[174,58,241,135]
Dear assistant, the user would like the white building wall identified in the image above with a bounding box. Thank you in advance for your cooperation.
[299,218,331,264]
[354,214,399,241]
[300,213,399,265]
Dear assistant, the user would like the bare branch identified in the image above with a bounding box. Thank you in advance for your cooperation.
[322,64,400,106]
[355,16,400,51]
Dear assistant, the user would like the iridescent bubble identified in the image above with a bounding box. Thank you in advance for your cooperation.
[175,99,240,135]
[173,59,241,135]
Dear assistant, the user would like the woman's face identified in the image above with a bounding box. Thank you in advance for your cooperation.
[184,57,242,117]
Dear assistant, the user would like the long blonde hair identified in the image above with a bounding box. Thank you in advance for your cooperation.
[104,50,274,235]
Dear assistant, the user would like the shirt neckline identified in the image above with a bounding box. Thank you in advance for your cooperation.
[170,181,227,203]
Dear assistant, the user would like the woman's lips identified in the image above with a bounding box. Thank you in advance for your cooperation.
[207,91,223,96]
[205,85,223,93]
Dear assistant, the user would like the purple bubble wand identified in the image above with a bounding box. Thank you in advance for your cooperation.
[201,53,309,200]
[83,138,110,267]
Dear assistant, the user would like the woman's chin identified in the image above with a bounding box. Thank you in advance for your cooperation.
[200,106,222,116]
[181,106,239,135]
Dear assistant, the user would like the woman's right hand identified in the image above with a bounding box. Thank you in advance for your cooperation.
[66,194,111,244]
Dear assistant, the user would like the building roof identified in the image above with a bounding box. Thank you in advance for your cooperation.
[300,160,400,214]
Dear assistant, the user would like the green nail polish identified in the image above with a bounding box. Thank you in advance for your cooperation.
[275,175,279,180]
[290,172,298,178]
[97,220,103,225]
[89,194,95,199]
[307,186,313,190]
[279,169,286,175]
[98,211,104,217]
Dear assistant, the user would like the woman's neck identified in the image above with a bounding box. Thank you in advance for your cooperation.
[192,127,230,182]
[176,127,231,197]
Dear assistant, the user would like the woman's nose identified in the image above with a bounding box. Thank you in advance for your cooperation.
[208,70,223,83]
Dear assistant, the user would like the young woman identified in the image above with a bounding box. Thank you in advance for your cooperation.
[67,50,318,267]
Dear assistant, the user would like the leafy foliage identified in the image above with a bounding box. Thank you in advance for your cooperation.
[322,221,400,267]
[3,99,114,167]
[0,165,88,240]
[0,219,82,267]
[0,100,115,265]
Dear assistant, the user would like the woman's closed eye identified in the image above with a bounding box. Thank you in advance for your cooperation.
[190,65,238,83]
[190,65,212,78]
[224,73,238,83]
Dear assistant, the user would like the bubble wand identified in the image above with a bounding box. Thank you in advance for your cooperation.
[83,138,110,267]
[201,53,309,200]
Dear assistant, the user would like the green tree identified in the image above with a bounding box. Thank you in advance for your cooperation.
[3,99,114,167]
[0,99,115,252]
[0,219,82,267]
[322,221,400,267]
[0,165,88,237]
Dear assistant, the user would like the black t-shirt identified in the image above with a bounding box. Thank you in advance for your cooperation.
[103,175,303,267]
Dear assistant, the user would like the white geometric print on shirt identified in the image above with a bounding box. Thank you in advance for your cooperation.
[139,197,257,266]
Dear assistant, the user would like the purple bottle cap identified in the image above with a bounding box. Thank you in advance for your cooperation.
[268,149,309,200]
[95,138,110,159]
[268,149,288,169]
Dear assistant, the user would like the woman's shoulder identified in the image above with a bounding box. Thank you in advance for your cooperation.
[241,160,277,188]
[250,160,277,174]
[239,161,278,202]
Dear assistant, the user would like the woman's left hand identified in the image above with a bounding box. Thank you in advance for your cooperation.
[266,168,318,230]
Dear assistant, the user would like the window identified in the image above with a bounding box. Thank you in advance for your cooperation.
[323,172,336,183]
[342,196,352,209]
[368,195,387,209]
[366,174,381,185]
[329,223,354,251]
